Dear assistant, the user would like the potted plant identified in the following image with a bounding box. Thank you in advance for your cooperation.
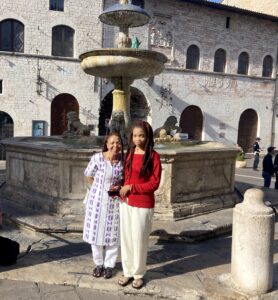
[235,150,247,168]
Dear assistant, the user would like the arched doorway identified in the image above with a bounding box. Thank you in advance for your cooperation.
[237,109,258,153]
[0,111,14,159]
[179,105,203,140]
[98,87,150,135]
[51,93,79,135]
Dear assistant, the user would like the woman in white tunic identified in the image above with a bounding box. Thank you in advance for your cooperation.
[83,132,123,279]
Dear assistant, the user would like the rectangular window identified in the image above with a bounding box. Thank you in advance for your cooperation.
[49,0,64,11]
[226,17,230,29]
[0,80,2,94]
[32,120,46,137]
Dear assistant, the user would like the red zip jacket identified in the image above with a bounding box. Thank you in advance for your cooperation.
[123,150,162,208]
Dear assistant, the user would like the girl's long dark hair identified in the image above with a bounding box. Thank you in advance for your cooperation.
[125,120,154,179]
[102,132,124,162]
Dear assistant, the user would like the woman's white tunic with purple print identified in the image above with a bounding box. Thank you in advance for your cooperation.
[83,152,122,246]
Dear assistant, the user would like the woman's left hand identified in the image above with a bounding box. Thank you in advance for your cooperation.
[120,185,131,197]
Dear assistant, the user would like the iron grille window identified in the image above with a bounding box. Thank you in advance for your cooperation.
[52,25,74,57]
[262,55,273,77]
[237,52,249,75]
[186,45,200,70]
[50,0,64,11]
[0,19,24,52]
[0,80,2,94]
[131,0,144,8]
[213,48,226,73]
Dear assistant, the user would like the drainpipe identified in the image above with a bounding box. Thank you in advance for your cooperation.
[270,43,278,146]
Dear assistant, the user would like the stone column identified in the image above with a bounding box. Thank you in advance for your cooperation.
[231,188,275,294]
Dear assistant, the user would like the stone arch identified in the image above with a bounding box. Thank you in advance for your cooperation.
[98,87,150,135]
[0,111,14,159]
[51,93,79,135]
[237,109,258,153]
[179,105,203,140]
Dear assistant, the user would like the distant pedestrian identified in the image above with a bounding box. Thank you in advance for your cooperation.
[274,151,278,189]
[262,146,275,188]
[252,137,261,170]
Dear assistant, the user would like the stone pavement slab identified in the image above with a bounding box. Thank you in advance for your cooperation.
[0,221,278,300]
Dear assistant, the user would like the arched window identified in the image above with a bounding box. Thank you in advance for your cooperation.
[52,25,74,57]
[237,51,249,75]
[186,45,200,70]
[131,0,144,8]
[213,48,226,73]
[262,55,273,77]
[0,19,24,52]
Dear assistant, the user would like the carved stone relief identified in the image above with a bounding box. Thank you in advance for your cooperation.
[149,14,173,59]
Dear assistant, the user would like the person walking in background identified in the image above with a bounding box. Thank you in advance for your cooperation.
[83,132,124,279]
[262,146,275,188]
[118,120,162,289]
[253,137,261,170]
[274,151,278,189]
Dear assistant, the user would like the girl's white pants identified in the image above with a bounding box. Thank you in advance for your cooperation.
[91,244,118,268]
[120,201,154,279]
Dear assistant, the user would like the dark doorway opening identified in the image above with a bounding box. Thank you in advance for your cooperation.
[0,111,14,159]
[179,105,203,140]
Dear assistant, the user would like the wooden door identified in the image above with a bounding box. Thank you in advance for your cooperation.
[51,93,79,135]
[237,109,258,152]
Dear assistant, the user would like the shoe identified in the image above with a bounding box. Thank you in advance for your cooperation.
[92,265,103,278]
[103,267,113,279]
[132,278,144,289]
[118,275,133,286]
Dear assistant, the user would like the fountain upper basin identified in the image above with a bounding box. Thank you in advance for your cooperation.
[79,48,168,79]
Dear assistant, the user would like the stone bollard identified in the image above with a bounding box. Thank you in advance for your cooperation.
[231,188,275,294]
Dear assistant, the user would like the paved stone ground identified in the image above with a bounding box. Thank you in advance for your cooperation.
[1,160,278,299]
[0,218,278,300]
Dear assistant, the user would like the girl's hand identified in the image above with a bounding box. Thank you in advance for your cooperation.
[120,185,131,197]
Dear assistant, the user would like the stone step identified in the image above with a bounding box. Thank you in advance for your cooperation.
[1,198,234,242]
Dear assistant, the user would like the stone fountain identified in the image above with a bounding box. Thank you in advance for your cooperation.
[79,0,167,136]
[0,0,240,232]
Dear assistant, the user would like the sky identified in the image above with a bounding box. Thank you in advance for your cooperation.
[207,0,222,3]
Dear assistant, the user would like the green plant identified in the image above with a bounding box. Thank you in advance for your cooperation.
[236,151,245,161]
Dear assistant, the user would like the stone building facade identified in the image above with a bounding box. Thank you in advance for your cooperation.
[0,0,103,139]
[1,0,278,153]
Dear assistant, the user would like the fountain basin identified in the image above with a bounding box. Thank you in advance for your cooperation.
[80,49,167,79]
[1,137,240,220]
[99,3,150,27]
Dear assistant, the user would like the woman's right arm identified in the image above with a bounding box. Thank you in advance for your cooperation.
[84,154,98,186]
[86,176,94,188]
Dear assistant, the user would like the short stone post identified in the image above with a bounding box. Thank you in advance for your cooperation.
[231,188,275,294]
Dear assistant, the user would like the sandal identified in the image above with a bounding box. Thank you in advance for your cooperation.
[103,267,113,279]
[132,278,144,289]
[93,265,103,278]
[118,275,133,286]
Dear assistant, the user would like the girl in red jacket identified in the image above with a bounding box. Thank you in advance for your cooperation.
[118,120,162,289]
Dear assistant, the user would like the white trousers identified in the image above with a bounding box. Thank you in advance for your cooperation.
[120,202,154,279]
[91,245,118,268]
